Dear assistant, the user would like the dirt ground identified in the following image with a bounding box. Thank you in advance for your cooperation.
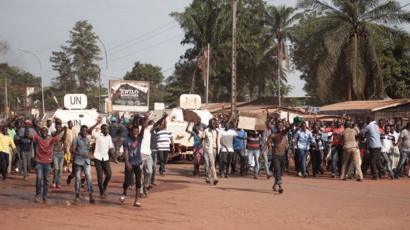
[0,162,409,230]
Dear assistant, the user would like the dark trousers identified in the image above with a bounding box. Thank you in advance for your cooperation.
[361,150,371,174]
[297,149,309,175]
[396,151,410,177]
[21,151,32,178]
[284,147,290,171]
[94,159,112,195]
[0,152,10,179]
[219,151,233,176]
[151,150,157,183]
[231,150,240,174]
[123,164,142,194]
[311,150,323,175]
[369,148,384,178]
[238,149,248,176]
[158,151,169,175]
[331,145,343,175]
[272,154,285,186]
[294,150,299,173]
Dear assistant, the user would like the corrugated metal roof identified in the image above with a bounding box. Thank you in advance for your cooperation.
[201,102,306,115]
[320,99,410,112]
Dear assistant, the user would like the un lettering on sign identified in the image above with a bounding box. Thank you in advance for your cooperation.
[64,94,87,109]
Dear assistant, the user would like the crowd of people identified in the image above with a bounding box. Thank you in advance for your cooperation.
[0,113,171,207]
[0,112,409,206]
[186,113,410,193]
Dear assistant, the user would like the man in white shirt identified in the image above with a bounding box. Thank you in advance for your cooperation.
[219,123,237,178]
[89,120,114,198]
[139,118,154,197]
[202,118,219,185]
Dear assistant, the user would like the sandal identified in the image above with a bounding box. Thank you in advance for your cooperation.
[133,201,141,207]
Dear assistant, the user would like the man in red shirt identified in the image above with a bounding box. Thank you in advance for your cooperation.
[33,126,66,203]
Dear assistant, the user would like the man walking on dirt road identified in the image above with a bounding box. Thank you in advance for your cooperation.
[202,118,219,185]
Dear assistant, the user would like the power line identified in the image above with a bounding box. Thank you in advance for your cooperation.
[109,24,179,55]
[161,66,175,75]
[110,34,183,62]
[24,21,177,55]
[108,21,177,52]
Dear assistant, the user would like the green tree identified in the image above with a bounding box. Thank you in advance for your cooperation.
[171,0,230,95]
[0,63,41,112]
[124,62,166,106]
[50,50,75,94]
[170,0,293,104]
[164,61,195,107]
[381,37,410,98]
[64,20,101,94]
[296,0,410,102]
[265,5,299,106]
[49,20,102,108]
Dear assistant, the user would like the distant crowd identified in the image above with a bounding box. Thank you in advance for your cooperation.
[0,112,409,205]
[187,113,410,193]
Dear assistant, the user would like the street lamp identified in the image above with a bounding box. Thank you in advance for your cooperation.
[18,49,45,116]
[96,37,108,112]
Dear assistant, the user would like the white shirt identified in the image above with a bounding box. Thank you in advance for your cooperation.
[47,124,56,136]
[381,133,394,153]
[156,129,173,152]
[202,128,218,153]
[220,129,237,152]
[141,125,152,156]
[92,132,114,161]
[393,131,400,145]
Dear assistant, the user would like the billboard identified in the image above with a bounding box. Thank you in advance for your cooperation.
[109,80,149,112]
[26,87,35,105]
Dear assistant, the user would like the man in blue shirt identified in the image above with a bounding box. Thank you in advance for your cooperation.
[72,125,95,203]
[121,126,142,207]
[293,122,313,177]
[361,118,385,180]
[233,127,247,176]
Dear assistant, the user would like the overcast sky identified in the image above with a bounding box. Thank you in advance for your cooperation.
[0,0,409,98]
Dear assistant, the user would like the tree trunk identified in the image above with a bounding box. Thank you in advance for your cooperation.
[349,33,358,101]
[190,68,197,94]
[277,39,282,107]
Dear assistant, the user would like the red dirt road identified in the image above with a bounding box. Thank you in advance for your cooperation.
[0,163,409,230]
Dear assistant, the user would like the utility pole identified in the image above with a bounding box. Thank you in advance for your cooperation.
[277,41,281,107]
[231,0,238,115]
[97,66,101,112]
[96,37,108,112]
[4,78,8,118]
[206,43,210,105]
[19,49,44,116]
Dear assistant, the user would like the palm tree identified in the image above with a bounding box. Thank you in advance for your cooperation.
[297,0,410,101]
[265,5,299,106]
[171,0,230,99]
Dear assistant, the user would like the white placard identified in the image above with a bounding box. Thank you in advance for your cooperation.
[238,116,257,130]
[180,94,201,110]
[64,94,87,109]
[154,102,165,111]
